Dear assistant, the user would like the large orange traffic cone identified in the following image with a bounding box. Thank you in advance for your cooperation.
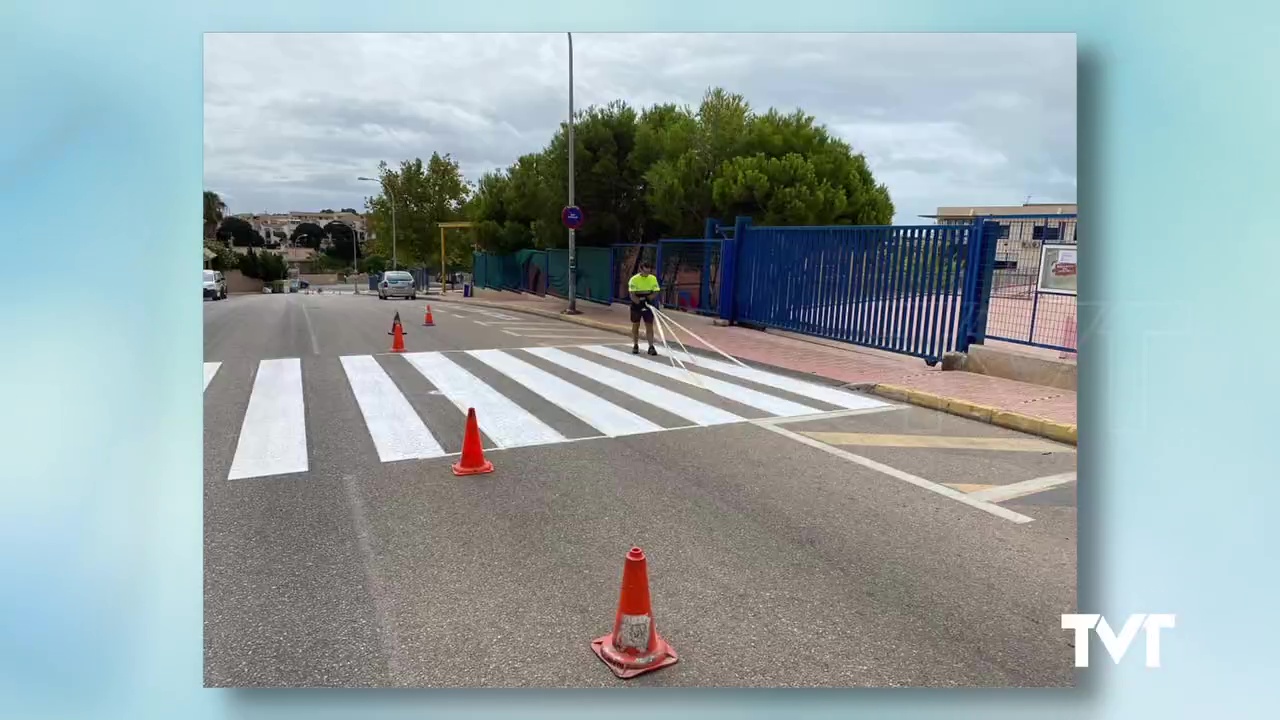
[452,408,493,476]
[591,547,679,679]
[423,306,435,326]
[389,313,406,353]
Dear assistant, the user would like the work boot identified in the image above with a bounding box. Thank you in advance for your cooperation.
[648,345,658,356]
[632,344,640,355]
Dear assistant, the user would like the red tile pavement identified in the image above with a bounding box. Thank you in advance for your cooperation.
[439,289,1077,426]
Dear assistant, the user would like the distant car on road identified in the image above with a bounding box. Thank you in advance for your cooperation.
[204,269,227,301]
[378,270,417,300]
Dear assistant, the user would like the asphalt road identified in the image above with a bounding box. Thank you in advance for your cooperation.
[203,291,1078,688]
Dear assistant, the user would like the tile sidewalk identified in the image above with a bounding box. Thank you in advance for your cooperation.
[434,289,1077,437]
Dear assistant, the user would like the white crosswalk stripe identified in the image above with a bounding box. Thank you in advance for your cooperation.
[228,358,309,480]
[340,355,445,462]
[672,352,885,411]
[204,362,221,391]
[581,345,822,417]
[525,347,743,427]
[205,345,889,480]
[468,349,662,437]
[403,350,565,449]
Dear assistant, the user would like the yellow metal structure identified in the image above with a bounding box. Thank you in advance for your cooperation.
[436,221,474,294]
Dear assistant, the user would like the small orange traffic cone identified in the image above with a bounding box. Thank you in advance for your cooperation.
[591,547,679,679]
[452,408,493,476]
[389,313,407,353]
[423,306,435,326]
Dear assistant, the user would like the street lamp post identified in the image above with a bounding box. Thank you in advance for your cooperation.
[358,175,397,270]
[565,32,579,315]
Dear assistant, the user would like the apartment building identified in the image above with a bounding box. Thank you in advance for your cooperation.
[929,202,1076,268]
[232,211,373,249]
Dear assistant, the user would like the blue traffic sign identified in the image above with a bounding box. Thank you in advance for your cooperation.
[562,205,584,230]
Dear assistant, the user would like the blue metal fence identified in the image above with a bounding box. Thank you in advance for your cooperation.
[469,215,1014,365]
[975,214,1077,354]
[731,219,990,362]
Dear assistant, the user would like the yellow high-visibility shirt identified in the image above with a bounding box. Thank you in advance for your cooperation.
[628,273,660,295]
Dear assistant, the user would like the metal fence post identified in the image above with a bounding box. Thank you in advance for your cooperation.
[719,216,751,322]
[957,219,1000,353]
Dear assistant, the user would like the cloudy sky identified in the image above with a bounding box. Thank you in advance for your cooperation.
[203,33,1075,223]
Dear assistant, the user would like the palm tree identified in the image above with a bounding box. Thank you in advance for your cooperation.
[204,190,228,240]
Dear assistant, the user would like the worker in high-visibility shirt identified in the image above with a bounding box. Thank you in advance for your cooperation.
[627,261,661,356]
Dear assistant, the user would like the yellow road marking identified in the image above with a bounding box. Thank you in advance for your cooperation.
[799,432,1072,453]
[945,483,997,494]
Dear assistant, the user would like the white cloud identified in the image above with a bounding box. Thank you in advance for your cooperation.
[203,32,1076,223]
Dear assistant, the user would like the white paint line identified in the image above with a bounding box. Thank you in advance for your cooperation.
[967,472,1077,504]
[753,404,906,426]
[583,345,821,417]
[468,349,663,437]
[339,355,446,462]
[501,329,523,337]
[299,302,321,355]
[228,358,309,480]
[203,362,221,392]
[526,347,744,427]
[677,353,889,411]
[753,421,1035,524]
[402,351,564,448]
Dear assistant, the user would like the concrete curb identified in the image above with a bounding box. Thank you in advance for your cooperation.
[438,296,1078,446]
[844,382,1077,446]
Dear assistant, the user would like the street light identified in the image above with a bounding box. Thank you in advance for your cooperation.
[358,175,397,270]
[565,32,579,315]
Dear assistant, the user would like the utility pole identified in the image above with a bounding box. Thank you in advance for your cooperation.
[352,221,360,294]
[565,32,579,315]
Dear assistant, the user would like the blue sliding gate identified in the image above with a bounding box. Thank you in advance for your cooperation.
[724,216,999,364]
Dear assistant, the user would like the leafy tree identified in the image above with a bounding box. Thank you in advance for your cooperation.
[290,222,327,249]
[362,254,389,276]
[364,153,472,268]
[425,86,895,256]
[339,207,359,214]
[323,221,360,262]
[204,190,227,239]
[217,216,264,247]
[236,248,287,282]
[205,241,238,272]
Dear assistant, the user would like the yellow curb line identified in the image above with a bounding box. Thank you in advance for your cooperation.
[854,383,1076,446]
[440,297,1078,446]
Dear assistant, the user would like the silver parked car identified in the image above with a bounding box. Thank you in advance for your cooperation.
[204,269,227,300]
[378,270,418,300]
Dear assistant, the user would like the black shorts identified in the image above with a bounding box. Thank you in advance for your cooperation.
[630,302,654,324]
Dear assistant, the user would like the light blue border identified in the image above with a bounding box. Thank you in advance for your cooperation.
[2,1,1277,718]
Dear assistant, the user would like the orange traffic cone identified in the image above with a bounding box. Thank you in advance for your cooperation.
[591,547,679,679]
[452,408,494,476]
[389,313,407,353]
[423,306,435,326]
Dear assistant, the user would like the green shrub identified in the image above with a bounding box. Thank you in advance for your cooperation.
[240,250,289,282]
[362,255,388,276]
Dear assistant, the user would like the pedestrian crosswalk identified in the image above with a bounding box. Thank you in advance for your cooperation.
[203,344,890,481]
